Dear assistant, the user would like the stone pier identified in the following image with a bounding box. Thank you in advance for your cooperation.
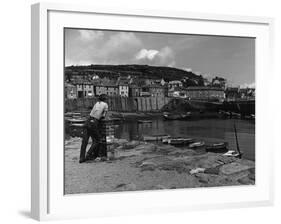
[100,119,116,158]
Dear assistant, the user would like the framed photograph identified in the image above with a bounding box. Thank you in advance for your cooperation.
[31,2,274,221]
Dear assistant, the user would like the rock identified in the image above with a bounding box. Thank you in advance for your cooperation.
[134,143,157,152]
[248,173,255,181]
[237,159,255,169]
[153,185,166,190]
[220,162,251,181]
[238,176,254,185]
[216,156,237,165]
[195,173,210,184]
[220,162,251,175]
[189,168,206,175]
[113,138,128,146]
[140,161,156,167]
[139,161,157,171]
[204,166,220,175]
[115,183,137,191]
[122,140,140,149]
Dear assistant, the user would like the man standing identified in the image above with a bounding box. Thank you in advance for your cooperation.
[79,94,108,163]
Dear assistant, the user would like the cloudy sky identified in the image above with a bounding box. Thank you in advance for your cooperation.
[65,28,255,87]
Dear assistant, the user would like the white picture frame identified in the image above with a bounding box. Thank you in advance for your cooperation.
[31,2,274,221]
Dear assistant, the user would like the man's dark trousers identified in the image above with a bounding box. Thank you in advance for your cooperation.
[79,117,102,161]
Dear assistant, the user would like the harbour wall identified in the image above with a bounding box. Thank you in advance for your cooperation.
[65,96,172,112]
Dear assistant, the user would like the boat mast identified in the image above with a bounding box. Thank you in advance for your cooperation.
[233,123,242,158]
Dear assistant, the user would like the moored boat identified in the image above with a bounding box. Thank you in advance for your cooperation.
[163,112,191,120]
[137,120,153,124]
[223,150,243,158]
[162,137,193,145]
[219,110,231,117]
[231,112,241,118]
[143,134,170,141]
[189,141,205,148]
[206,142,228,153]
[66,118,87,125]
[170,138,194,146]
[70,123,86,127]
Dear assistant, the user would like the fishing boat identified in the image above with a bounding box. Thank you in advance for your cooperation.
[143,134,170,141]
[188,141,205,148]
[165,138,194,146]
[223,150,243,158]
[70,123,86,127]
[163,112,191,120]
[231,112,241,118]
[244,114,255,120]
[206,142,228,153]
[219,110,231,117]
[137,120,153,124]
[66,118,86,123]
[109,117,123,122]
[65,112,81,117]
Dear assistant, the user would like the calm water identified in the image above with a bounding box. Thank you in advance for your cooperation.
[114,117,255,160]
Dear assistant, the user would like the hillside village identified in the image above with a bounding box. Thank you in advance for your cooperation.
[65,65,255,102]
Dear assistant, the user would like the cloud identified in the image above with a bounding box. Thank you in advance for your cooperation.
[135,49,159,60]
[65,30,142,65]
[78,30,104,41]
[135,46,175,67]
[66,30,176,67]
[101,32,142,60]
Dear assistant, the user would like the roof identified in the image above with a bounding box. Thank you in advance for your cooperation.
[187,86,224,91]
[226,87,239,91]
[168,80,182,84]
[95,84,118,88]
[143,84,165,88]
[73,81,93,85]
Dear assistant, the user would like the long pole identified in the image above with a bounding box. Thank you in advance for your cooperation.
[233,123,242,158]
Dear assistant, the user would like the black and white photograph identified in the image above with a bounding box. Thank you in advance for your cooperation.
[64,28,255,194]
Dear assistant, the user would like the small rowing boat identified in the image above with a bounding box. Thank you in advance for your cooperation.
[70,123,86,127]
[163,112,191,120]
[223,150,243,158]
[143,134,170,141]
[189,141,205,148]
[163,137,194,146]
[206,142,228,153]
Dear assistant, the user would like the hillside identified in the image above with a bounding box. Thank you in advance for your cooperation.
[65,64,204,84]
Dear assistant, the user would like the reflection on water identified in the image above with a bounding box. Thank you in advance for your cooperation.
[115,118,255,160]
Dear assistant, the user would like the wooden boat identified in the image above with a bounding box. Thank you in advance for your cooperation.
[244,114,255,120]
[70,123,86,127]
[223,150,243,158]
[66,118,87,124]
[137,120,153,124]
[206,142,228,153]
[65,112,81,117]
[162,137,193,144]
[163,112,191,120]
[219,110,231,117]
[143,134,170,141]
[168,138,194,146]
[231,112,241,118]
[109,118,123,122]
[189,141,205,148]
[66,118,87,128]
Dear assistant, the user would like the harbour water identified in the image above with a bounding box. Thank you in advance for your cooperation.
[114,117,255,160]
